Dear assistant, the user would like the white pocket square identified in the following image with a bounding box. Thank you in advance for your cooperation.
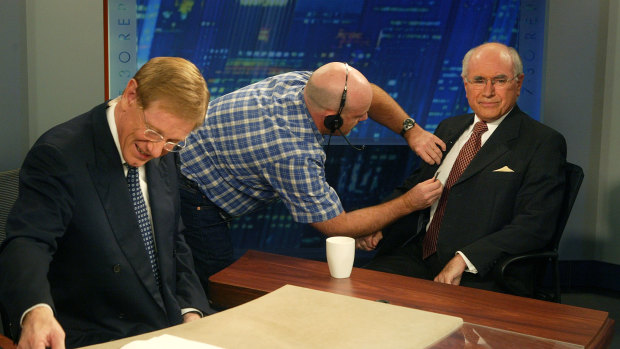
[493,166,514,173]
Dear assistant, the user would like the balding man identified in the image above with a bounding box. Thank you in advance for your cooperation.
[363,43,567,294]
[179,62,446,287]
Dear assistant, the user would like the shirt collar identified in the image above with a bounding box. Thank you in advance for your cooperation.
[106,98,128,166]
[472,106,512,133]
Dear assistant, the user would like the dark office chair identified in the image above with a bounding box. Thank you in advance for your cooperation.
[494,162,584,303]
[0,168,19,344]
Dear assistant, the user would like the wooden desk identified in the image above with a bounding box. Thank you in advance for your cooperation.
[0,334,16,349]
[209,250,615,349]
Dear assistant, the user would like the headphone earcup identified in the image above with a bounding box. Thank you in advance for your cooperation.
[324,114,343,132]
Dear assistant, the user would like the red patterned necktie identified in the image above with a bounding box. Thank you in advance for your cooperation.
[422,121,488,259]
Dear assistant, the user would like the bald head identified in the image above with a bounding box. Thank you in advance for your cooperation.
[305,62,373,134]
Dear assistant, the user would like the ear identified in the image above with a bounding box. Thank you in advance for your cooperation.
[515,74,524,97]
[462,77,469,97]
[122,79,140,107]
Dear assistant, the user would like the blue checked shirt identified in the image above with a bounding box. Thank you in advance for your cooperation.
[180,71,344,223]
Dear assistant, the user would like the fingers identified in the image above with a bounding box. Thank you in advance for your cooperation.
[409,130,446,165]
[355,232,383,251]
[424,137,446,165]
[434,135,447,151]
[49,331,66,349]
[434,256,465,285]
[425,144,443,165]
[355,239,369,251]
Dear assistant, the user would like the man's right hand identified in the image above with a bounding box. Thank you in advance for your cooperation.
[401,177,443,211]
[18,306,65,349]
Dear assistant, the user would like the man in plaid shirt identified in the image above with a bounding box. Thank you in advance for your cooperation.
[179,62,446,289]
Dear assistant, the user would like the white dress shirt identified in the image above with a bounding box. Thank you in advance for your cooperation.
[427,111,509,273]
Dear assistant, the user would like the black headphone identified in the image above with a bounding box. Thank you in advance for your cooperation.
[324,63,349,133]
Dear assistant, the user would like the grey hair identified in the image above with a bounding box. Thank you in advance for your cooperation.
[461,43,524,78]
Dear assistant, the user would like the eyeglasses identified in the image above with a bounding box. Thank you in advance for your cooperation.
[140,108,186,152]
[465,75,519,89]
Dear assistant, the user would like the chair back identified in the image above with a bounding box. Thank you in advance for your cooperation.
[494,162,584,301]
[0,169,20,245]
[549,162,584,251]
[0,169,19,339]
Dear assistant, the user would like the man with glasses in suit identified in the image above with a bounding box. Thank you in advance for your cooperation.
[0,57,211,348]
[361,42,567,294]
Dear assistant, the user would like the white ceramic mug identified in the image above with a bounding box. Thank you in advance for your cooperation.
[326,236,355,278]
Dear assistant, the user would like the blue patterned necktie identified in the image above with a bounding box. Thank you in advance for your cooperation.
[126,165,160,286]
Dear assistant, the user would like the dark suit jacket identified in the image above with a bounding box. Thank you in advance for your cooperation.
[376,106,567,278]
[0,103,209,347]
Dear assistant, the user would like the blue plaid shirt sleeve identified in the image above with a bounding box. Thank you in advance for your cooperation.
[263,155,343,223]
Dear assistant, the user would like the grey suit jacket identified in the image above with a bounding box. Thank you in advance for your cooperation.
[0,102,209,347]
[376,106,567,278]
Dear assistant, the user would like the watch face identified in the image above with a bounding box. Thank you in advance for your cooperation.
[401,118,415,136]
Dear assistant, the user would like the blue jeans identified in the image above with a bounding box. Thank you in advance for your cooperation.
[179,175,234,290]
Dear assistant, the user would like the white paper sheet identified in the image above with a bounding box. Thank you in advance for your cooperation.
[121,334,223,349]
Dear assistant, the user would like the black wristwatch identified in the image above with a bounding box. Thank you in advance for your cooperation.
[400,118,416,136]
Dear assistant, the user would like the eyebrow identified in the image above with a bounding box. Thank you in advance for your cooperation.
[144,112,184,143]
[472,74,509,79]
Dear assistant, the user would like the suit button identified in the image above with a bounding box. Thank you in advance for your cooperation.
[113,264,121,273]
[118,312,125,319]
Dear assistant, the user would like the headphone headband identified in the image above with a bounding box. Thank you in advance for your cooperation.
[324,62,349,133]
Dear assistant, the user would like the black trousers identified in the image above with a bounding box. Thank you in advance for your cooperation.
[179,174,235,291]
[365,240,502,293]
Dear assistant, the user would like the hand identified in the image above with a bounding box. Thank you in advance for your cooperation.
[18,306,65,349]
[405,126,446,165]
[182,312,201,323]
[401,178,443,211]
[355,231,383,251]
[434,255,467,285]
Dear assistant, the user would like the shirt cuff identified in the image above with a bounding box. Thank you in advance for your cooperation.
[456,251,478,274]
[20,303,53,327]
[181,307,204,318]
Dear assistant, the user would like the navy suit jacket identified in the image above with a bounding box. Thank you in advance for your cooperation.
[376,106,567,278]
[0,102,209,347]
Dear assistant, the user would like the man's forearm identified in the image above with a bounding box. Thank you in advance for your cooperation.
[367,83,409,133]
[310,196,413,238]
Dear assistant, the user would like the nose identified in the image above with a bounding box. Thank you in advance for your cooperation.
[482,80,496,96]
[146,141,167,158]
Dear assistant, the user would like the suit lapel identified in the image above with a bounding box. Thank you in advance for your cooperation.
[87,104,166,311]
[454,107,522,186]
[145,156,175,295]
[414,115,471,177]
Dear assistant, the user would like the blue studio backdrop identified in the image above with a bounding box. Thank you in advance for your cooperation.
[107,0,546,260]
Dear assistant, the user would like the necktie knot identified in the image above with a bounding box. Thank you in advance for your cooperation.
[473,121,488,135]
[473,121,489,134]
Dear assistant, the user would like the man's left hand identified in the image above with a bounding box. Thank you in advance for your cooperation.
[405,126,446,165]
[355,231,383,251]
[434,255,467,285]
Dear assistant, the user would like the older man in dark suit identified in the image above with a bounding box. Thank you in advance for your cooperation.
[361,42,567,293]
[0,57,211,348]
